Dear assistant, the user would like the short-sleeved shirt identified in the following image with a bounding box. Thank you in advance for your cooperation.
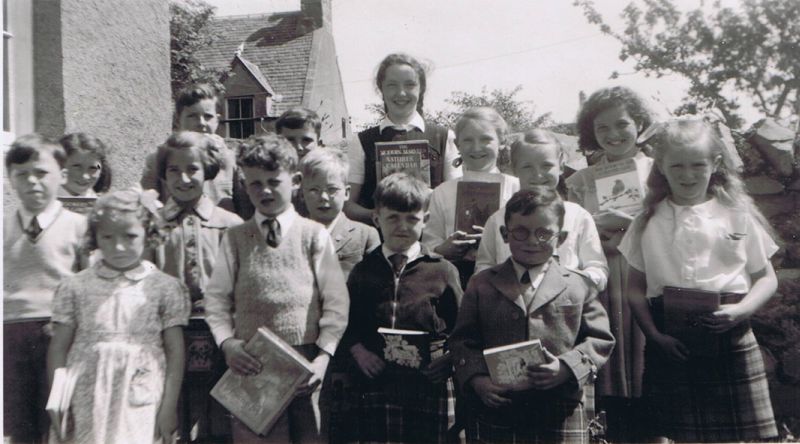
[618,198,778,298]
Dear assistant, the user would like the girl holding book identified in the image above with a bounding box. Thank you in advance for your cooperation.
[422,107,519,288]
[47,188,190,444]
[344,52,462,224]
[563,86,654,440]
[58,133,112,198]
[618,119,778,442]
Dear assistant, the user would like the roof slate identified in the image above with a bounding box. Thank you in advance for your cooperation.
[195,12,314,114]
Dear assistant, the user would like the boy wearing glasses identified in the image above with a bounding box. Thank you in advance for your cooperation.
[449,187,615,444]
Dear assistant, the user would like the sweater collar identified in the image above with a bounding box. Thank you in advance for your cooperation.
[95,260,154,281]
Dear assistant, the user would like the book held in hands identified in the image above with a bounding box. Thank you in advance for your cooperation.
[455,181,502,234]
[210,327,314,436]
[483,339,546,390]
[374,140,431,186]
[47,365,82,441]
[591,157,647,215]
[662,286,722,356]
[378,327,432,370]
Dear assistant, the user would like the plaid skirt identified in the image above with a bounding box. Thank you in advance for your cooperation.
[465,391,589,444]
[353,370,454,444]
[643,297,778,442]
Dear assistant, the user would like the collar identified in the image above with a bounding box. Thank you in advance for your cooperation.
[163,196,216,222]
[58,186,97,198]
[325,212,346,233]
[462,169,503,180]
[657,196,719,220]
[382,241,422,265]
[378,112,426,134]
[510,258,548,284]
[595,149,647,165]
[254,206,297,237]
[95,260,154,281]
[18,200,63,231]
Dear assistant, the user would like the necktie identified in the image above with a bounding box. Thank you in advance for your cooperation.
[263,218,281,248]
[520,271,531,285]
[27,217,42,241]
[388,253,407,277]
[383,127,408,141]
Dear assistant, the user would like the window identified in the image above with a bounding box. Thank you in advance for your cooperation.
[226,97,255,139]
[2,0,34,150]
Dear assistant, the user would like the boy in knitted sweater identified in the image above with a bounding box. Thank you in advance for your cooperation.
[204,133,349,444]
[4,134,87,443]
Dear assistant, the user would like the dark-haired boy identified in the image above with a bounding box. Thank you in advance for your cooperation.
[449,188,614,444]
[4,134,87,443]
[276,107,323,159]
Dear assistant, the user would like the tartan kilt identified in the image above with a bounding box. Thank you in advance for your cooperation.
[353,370,454,444]
[464,391,589,444]
[643,297,778,442]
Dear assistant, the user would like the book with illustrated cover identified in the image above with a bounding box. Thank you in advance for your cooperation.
[58,196,96,215]
[663,286,722,356]
[375,140,431,186]
[592,157,646,215]
[455,181,502,234]
[377,327,432,370]
[483,339,546,390]
[46,366,82,441]
[210,327,314,436]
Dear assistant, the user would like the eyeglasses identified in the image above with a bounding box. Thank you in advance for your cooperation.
[508,226,559,243]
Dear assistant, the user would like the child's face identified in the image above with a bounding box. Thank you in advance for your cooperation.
[178,98,219,134]
[97,213,146,271]
[64,152,102,196]
[513,144,562,190]
[280,124,319,159]
[372,206,428,253]
[593,106,640,161]
[8,152,66,213]
[501,207,560,268]
[381,64,420,122]
[657,144,718,206]
[165,148,205,205]
[302,171,349,226]
[242,165,299,217]
[456,119,500,172]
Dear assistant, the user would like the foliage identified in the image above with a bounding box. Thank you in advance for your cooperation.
[170,0,228,103]
[574,0,800,129]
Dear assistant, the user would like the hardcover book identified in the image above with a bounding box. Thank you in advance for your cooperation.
[455,181,502,234]
[375,140,431,186]
[210,327,314,436]
[591,157,646,215]
[58,196,97,215]
[378,327,431,370]
[663,286,722,356]
[483,339,546,390]
[46,366,82,441]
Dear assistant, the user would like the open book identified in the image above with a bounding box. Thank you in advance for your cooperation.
[591,157,646,215]
[374,140,431,186]
[46,366,82,441]
[663,286,722,356]
[483,339,546,390]
[210,327,314,436]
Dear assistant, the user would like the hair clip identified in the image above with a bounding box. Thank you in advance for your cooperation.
[452,157,463,168]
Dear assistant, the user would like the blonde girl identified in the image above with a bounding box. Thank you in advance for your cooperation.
[618,119,778,442]
[47,188,190,443]
[423,107,520,286]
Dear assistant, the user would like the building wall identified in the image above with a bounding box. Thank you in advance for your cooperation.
[304,26,351,146]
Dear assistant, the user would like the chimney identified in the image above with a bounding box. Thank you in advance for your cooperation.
[300,0,331,29]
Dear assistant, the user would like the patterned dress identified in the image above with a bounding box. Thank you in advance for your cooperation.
[51,261,190,444]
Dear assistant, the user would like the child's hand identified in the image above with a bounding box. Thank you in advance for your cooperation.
[701,304,749,333]
[221,338,262,376]
[155,406,178,444]
[654,332,689,362]
[470,375,512,408]
[525,349,571,390]
[296,352,330,396]
[421,352,453,384]
[435,230,481,260]
[350,343,385,378]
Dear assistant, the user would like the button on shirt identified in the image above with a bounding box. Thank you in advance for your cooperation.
[618,197,778,298]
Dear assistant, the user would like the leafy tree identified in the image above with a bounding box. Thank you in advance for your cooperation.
[170,0,228,102]
[574,0,800,128]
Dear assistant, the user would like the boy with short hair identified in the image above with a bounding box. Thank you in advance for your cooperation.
[342,172,463,443]
[204,133,349,444]
[449,188,615,444]
[300,149,379,279]
[276,107,323,159]
[4,134,87,443]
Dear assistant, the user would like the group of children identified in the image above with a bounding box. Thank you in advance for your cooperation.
[3,51,781,444]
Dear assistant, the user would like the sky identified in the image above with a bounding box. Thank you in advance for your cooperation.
[204,0,755,130]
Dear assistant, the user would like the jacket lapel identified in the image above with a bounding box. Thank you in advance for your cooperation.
[489,260,526,312]
[527,261,568,314]
[330,217,355,253]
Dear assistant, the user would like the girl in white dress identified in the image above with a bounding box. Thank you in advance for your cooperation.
[47,188,190,444]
